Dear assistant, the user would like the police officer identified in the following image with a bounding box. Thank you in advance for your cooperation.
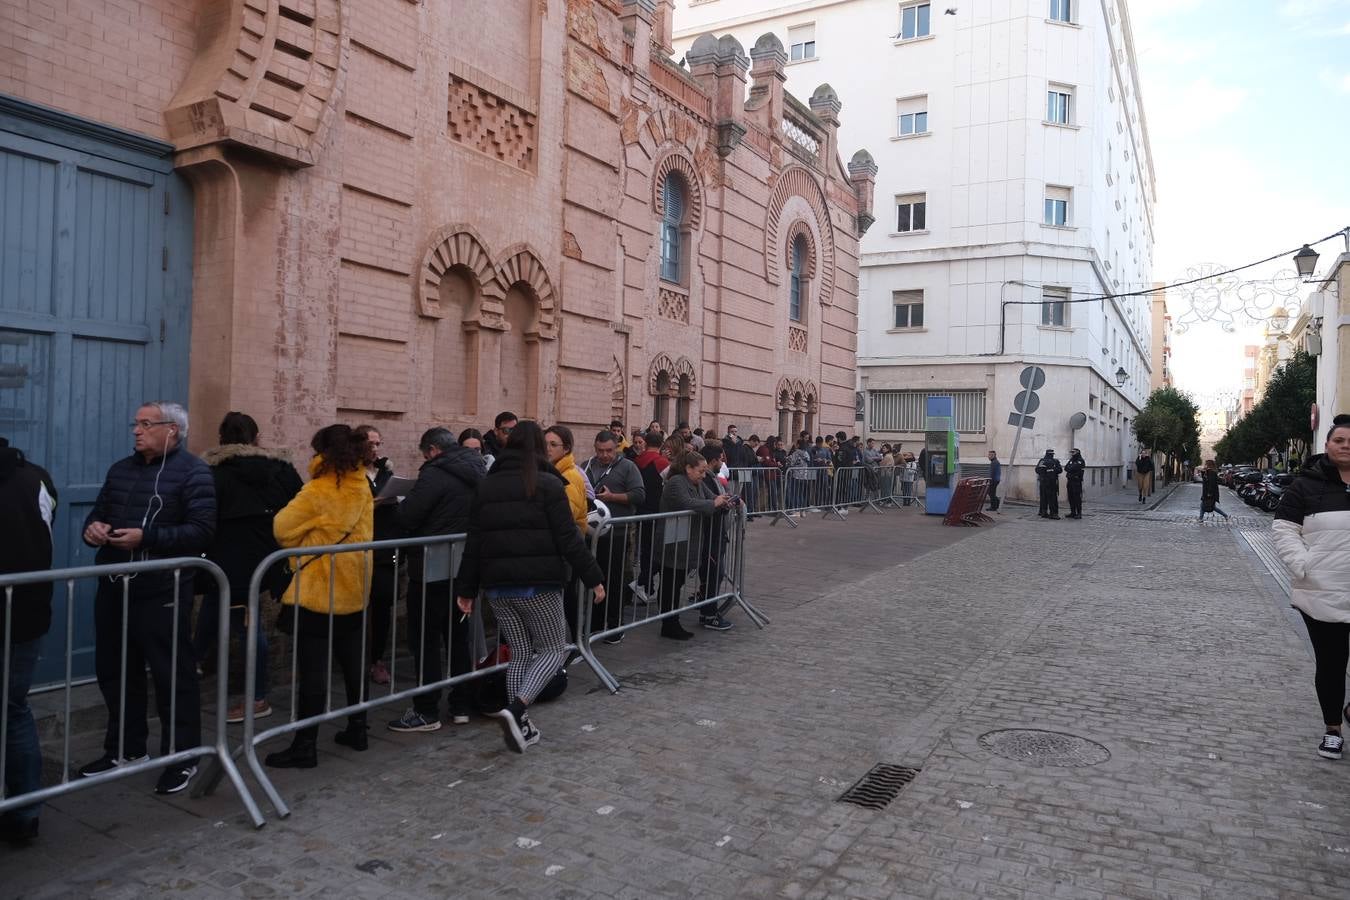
[1064,448,1086,518]
[1035,449,1063,519]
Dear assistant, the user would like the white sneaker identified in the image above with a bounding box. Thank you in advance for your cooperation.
[627,579,650,604]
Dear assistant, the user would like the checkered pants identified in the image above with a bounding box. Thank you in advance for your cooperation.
[488,589,569,705]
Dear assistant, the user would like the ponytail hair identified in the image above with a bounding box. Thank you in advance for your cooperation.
[505,419,547,498]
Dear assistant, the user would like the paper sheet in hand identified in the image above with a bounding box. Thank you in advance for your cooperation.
[375,476,417,501]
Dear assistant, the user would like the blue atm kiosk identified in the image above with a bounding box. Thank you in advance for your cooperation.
[923,396,959,515]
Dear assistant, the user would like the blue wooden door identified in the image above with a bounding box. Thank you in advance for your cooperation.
[0,98,193,685]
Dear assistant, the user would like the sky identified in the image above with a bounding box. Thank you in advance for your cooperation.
[1126,0,1350,405]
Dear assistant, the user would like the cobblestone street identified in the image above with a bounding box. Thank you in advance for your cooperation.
[5,486,1349,899]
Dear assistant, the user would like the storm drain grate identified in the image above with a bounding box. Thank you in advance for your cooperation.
[837,764,920,810]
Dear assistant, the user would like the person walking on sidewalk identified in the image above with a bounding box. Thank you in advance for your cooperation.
[388,427,486,734]
[1135,450,1154,504]
[456,421,605,753]
[1064,449,1086,519]
[79,402,215,796]
[198,412,303,725]
[265,425,374,768]
[0,438,56,845]
[1272,416,1350,760]
[1035,449,1062,519]
[1198,460,1229,522]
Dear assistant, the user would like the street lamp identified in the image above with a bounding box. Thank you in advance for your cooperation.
[1115,366,1129,386]
[1268,306,1290,333]
[1293,244,1319,281]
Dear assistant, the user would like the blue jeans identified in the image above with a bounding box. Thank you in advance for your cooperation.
[4,637,43,824]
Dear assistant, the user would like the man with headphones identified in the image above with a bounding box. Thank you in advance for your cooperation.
[78,402,216,796]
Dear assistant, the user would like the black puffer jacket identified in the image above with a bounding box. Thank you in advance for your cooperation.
[0,443,57,644]
[457,450,603,596]
[397,444,486,578]
[201,444,303,599]
[84,446,216,587]
[366,458,400,569]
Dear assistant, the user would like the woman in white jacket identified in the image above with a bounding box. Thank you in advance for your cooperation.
[1272,416,1350,760]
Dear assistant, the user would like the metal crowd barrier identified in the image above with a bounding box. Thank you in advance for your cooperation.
[204,533,520,821]
[1,558,265,829]
[727,465,913,522]
[577,507,768,692]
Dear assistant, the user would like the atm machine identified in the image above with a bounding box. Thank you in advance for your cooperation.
[923,395,959,515]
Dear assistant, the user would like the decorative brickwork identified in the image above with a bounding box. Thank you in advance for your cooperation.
[418,225,495,321]
[448,75,538,171]
[651,150,705,229]
[658,287,690,323]
[765,167,836,309]
[165,0,345,166]
[491,245,557,339]
[776,377,818,412]
[788,325,808,353]
[649,353,698,397]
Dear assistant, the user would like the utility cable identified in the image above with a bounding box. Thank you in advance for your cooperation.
[1000,227,1349,305]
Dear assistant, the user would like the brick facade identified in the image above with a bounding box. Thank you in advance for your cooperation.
[0,0,874,470]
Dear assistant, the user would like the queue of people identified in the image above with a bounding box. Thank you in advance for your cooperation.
[0,404,759,843]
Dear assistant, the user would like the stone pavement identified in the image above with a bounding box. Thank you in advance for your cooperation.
[5,490,1350,899]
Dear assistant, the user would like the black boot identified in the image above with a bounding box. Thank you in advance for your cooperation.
[335,716,369,752]
[660,619,694,640]
[265,735,318,769]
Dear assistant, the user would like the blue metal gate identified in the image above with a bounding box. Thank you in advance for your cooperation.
[0,96,193,685]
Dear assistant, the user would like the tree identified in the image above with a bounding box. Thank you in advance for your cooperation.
[1214,350,1316,467]
[1131,387,1202,478]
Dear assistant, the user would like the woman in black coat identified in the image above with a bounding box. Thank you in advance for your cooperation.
[1198,459,1228,522]
[197,412,303,723]
[456,421,604,753]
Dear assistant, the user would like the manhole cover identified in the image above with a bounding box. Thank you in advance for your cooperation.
[837,764,920,810]
[977,729,1110,767]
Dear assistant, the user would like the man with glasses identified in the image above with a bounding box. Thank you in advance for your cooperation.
[78,402,216,795]
[482,411,518,462]
[583,431,645,643]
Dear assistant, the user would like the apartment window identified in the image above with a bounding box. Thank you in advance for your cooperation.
[1049,0,1072,22]
[1044,185,1071,226]
[660,172,686,283]
[896,96,928,136]
[789,23,816,61]
[898,2,931,39]
[1046,85,1073,124]
[895,193,927,232]
[892,289,924,328]
[1041,287,1070,327]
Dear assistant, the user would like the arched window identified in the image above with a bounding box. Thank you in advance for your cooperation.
[789,233,808,321]
[660,173,685,284]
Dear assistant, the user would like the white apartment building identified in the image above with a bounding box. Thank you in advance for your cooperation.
[674,0,1157,498]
